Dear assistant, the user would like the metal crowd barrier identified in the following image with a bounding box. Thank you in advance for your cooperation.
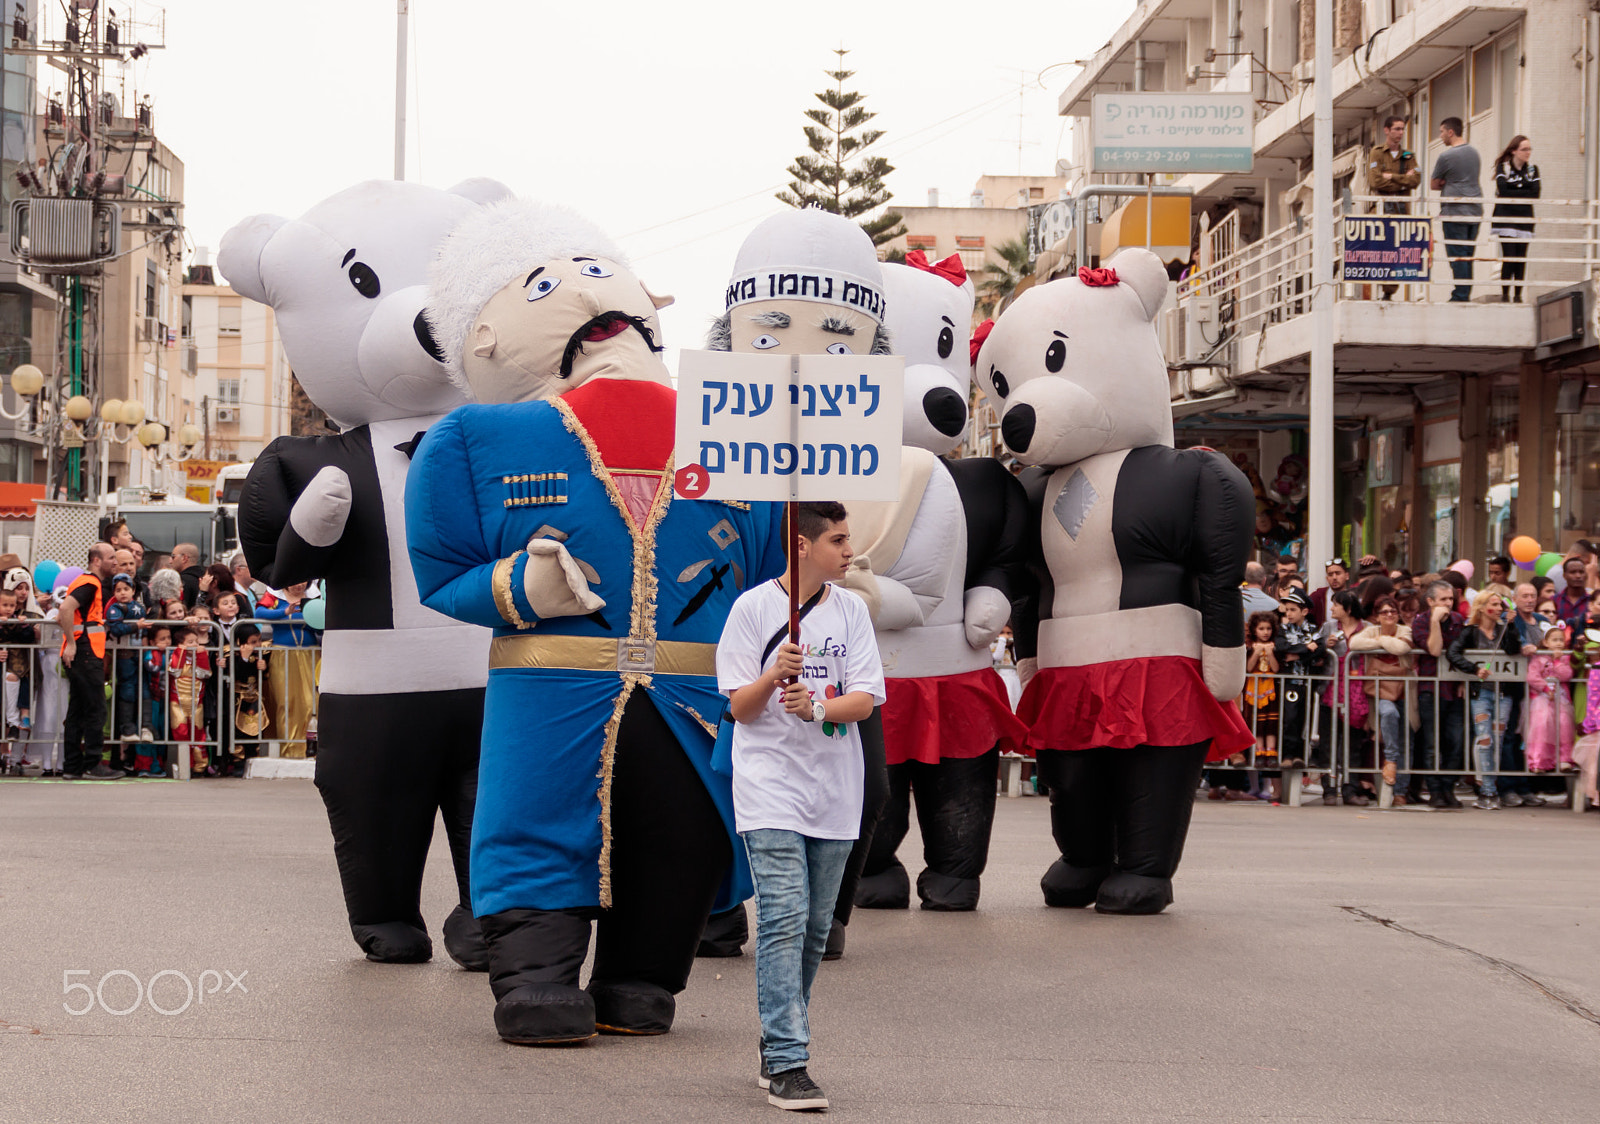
[0,617,321,782]
[1221,648,1592,813]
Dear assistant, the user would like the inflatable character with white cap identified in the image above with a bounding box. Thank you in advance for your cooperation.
[976,249,1254,915]
[406,200,786,1044]
[219,178,508,968]
[697,207,894,961]
[849,251,1031,914]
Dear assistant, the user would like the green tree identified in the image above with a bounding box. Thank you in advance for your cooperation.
[777,49,906,247]
[976,237,1034,316]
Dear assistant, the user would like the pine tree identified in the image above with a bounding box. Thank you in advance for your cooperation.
[777,49,906,247]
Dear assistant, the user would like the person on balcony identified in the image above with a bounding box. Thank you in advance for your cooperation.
[1430,117,1483,303]
[1491,136,1539,303]
[1369,115,1420,300]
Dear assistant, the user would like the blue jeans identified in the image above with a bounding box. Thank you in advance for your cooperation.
[745,829,854,1074]
[1441,221,1479,302]
[1375,698,1408,789]
[1471,688,1512,796]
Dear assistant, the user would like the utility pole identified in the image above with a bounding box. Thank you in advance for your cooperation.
[394,1,409,180]
[202,394,212,460]
[1309,0,1335,584]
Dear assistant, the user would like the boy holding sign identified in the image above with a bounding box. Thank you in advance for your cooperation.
[716,500,884,1111]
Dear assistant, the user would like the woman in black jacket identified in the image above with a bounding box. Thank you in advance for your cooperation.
[1446,589,1521,808]
[1492,135,1539,303]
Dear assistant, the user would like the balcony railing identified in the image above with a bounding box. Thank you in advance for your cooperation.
[1171,195,1600,367]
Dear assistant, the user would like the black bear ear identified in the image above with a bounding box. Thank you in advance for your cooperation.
[1106,248,1169,321]
[217,213,288,305]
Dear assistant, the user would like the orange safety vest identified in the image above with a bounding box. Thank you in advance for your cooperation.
[63,573,107,658]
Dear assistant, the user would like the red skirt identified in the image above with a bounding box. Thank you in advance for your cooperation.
[882,667,1028,766]
[1016,656,1253,762]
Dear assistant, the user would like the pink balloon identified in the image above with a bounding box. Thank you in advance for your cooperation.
[1447,559,1475,582]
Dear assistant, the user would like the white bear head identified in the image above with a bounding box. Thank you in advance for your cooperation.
[881,252,974,454]
[217,178,512,427]
[974,248,1172,467]
[424,199,673,405]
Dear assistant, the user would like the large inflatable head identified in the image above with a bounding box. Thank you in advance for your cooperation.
[425,200,674,405]
[881,251,973,454]
[217,178,513,428]
[974,248,1172,467]
[708,208,891,356]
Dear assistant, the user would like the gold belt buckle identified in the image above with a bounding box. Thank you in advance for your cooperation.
[617,637,655,674]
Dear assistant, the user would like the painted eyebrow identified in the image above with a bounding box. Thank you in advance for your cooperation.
[341,249,356,267]
[571,256,595,263]
[1052,330,1069,339]
[819,316,856,336]
[940,315,955,327]
[523,266,546,287]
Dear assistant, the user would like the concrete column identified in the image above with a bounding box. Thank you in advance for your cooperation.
[1517,361,1557,548]
[1458,374,1489,569]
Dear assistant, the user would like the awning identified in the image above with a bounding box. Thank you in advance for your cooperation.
[0,482,47,520]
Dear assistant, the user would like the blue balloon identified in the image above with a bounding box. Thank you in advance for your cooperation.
[33,559,61,592]
[301,596,327,631]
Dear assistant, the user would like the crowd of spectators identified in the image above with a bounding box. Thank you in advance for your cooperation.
[1214,547,1599,811]
[0,520,322,780]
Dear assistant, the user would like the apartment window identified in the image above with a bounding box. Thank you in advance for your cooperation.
[1497,35,1520,148]
[1028,186,1044,200]
[1471,45,1494,117]
[906,234,937,250]
[217,378,241,406]
[218,303,242,335]
[1430,61,1464,135]
[144,261,158,319]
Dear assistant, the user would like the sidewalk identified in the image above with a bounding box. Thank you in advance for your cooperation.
[0,779,1595,1123]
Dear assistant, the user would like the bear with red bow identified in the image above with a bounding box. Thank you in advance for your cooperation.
[845,251,1032,916]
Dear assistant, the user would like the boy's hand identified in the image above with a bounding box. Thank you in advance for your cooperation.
[781,681,814,719]
[772,642,804,682]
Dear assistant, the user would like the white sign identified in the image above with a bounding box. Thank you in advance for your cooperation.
[1092,93,1255,174]
[673,350,903,503]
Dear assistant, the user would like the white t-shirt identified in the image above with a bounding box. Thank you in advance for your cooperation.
[717,580,886,840]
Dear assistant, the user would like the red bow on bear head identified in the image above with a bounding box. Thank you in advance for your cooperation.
[969,318,995,366]
[1078,266,1120,287]
[906,250,968,288]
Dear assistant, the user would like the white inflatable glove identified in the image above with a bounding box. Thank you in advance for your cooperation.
[963,586,1011,649]
[288,466,352,548]
[522,538,606,619]
[1202,644,1246,702]
[873,575,923,632]
[840,556,882,624]
[1016,656,1038,690]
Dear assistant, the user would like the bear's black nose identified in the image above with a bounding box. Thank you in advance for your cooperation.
[922,387,967,437]
[414,310,446,364]
[1001,403,1036,453]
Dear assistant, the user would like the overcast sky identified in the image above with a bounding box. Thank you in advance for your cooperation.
[95,0,1130,359]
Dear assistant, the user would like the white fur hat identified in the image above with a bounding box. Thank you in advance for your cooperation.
[425,199,625,381]
[724,209,886,325]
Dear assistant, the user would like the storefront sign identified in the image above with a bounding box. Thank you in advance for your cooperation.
[1091,93,1254,174]
[1340,216,1430,282]
[673,350,903,503]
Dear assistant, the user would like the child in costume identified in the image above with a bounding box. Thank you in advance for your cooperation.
[408,200,785,1044]
[1525,623,1576,772]
[0,587,36,742]
[1243,611,1280,763]
[136,627,174,776]
[105,573,148,753]
[167,625,213,776]
[229,624,269,775]
[717,501,883,1112]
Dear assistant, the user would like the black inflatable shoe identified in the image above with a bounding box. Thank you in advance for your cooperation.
[917,869,980,912]
[1094,871,1174,915]
[696,904,748,958]
[852,862,910,910]
[1040,860,1110,908]
[495,982,596,1045]
[355,921,433,964]
[588,979,674,1035]
[822,919,846,961]
[442,904,490,972]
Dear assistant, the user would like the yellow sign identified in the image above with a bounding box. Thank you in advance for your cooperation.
[186,484,213,504]
[185,459,232,482]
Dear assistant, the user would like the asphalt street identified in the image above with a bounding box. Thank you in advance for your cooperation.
[1,777,1596,1123]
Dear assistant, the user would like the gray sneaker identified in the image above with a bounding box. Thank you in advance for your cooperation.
[767,1068,828,1111]
[1522,793,1547,807]
[1473,795,1501,810]
[1500,792,1523,807]
[758,1041,770,1090]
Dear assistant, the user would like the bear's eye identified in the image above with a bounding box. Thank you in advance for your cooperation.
[1045,339,1066,373]
[348,262,380,299]
[990,367,1009,398]
[579,262,613,279]
[826,342,853,356]
[752,334,781,350]
[937,326,954,360]
[527,276,562,302]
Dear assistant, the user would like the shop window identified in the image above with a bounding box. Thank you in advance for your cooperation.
[1419,463,1460,574]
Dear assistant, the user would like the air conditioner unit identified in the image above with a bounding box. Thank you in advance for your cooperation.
[216,406,238,423]
[139,316,161,341]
